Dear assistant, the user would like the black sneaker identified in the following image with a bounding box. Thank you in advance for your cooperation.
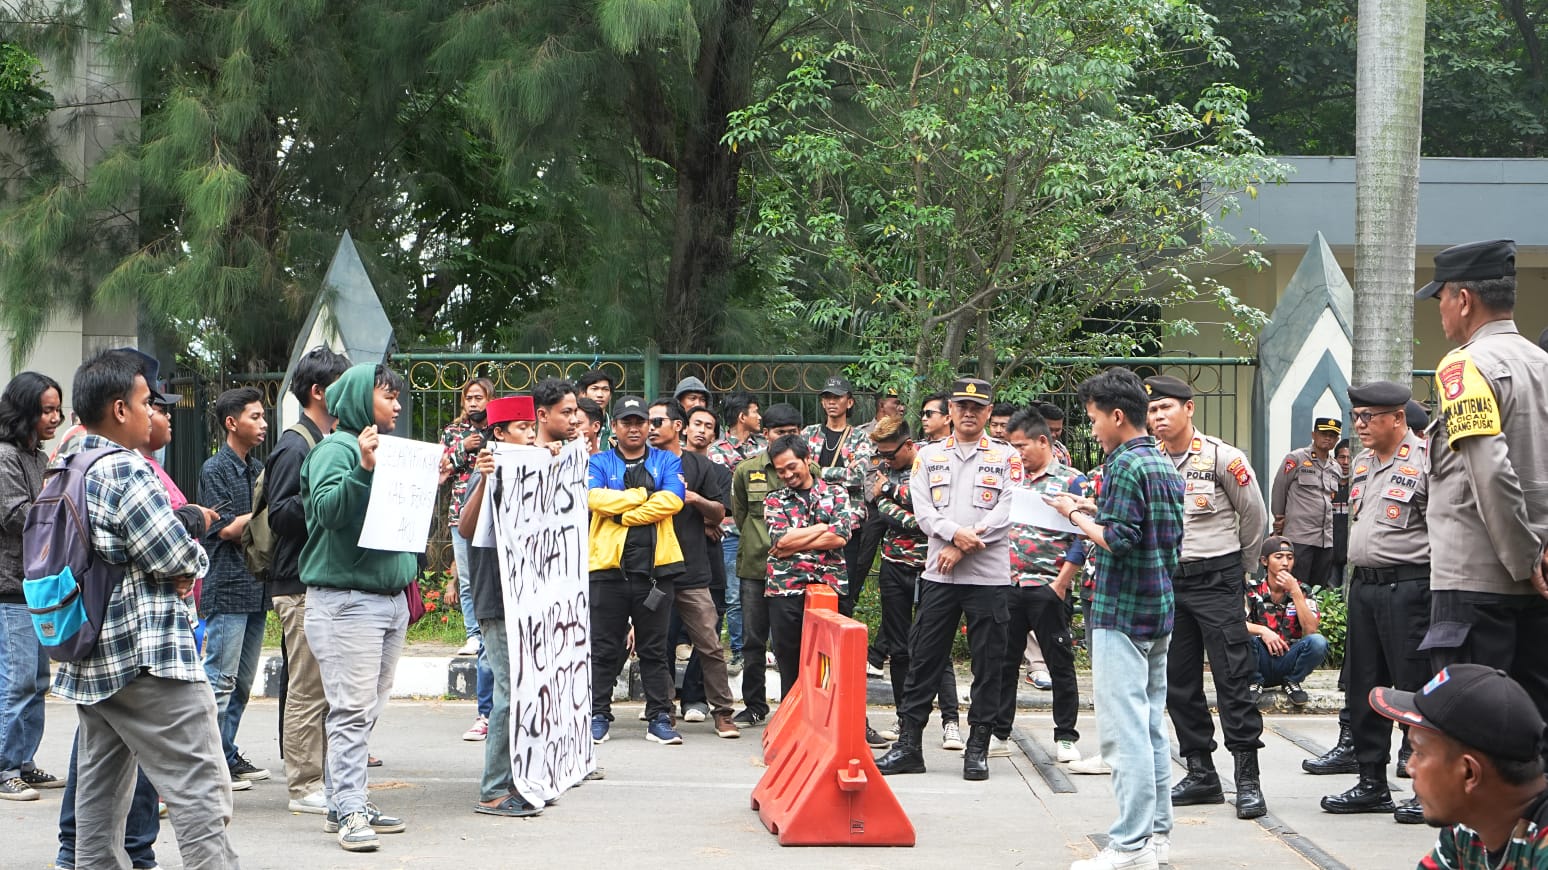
[325,803,406,834]
[229,754,270,782]
[866,725,892,749]
[20,768,63,789]
[731,709,766,728]
[1284,680,1310,706]
[1248,682,1263,704]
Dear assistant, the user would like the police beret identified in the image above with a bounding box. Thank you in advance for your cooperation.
[950,377,993,405]
[1260,536,1294,559]
[761,402,802,429]
[1405,399,1429,430]
[1347,380,1411,408]
[1314,417,1342,434]
[1416,239,1516,300]
[1143,375,1193,401]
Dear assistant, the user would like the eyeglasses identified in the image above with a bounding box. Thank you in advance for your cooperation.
[648,417,670,428]
[1351,409,1400,425]
[921,409,946,418]
[875,441,911,460]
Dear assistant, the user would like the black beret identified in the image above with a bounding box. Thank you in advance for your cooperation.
[761,402,802,430]
[1143,375,1193,401]
[1347,380,1411,408]
[1405,399,1429,430]
[1416,239,1516,300]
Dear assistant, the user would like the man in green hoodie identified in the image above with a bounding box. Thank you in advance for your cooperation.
[300,363,418,854]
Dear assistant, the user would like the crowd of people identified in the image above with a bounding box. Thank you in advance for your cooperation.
[0,239,1547,869]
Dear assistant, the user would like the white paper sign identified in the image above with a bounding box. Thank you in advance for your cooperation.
[356,434,443,552]
[1010,487,1081,535]
[487,439,593,804]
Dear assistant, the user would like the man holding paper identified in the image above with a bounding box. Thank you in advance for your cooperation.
[300,363,417,853]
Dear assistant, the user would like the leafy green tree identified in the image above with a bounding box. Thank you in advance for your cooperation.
[725,0,1277,397]
[0,42,52,129]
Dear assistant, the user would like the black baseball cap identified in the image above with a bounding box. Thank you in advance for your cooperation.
[949,378,993,405]
[1144,375,1193,402]
[1416,239,1516,300]
[819,375,853,397]
[1370,664,1546,762]
[610,396,648,421]
[111,347,171,405]
[1260,536,1294,559]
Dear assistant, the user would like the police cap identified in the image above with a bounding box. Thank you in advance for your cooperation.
[1143,375,1193,402]
[1416,239,1516,300]
[1371,665,1546,762]
[761,402,802,430]
[949,378,993,405]
[1347,380,1411,408]
[1314,417,1342,435]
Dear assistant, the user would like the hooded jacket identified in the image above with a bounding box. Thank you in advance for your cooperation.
[298,364,417,593]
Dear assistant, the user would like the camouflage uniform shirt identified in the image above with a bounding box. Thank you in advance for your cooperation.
[1009,461,1089,587]
[763,477,852,597]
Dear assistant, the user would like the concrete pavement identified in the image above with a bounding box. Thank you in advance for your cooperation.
[8,698,1439,869]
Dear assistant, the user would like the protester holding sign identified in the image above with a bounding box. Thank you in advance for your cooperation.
[300,363,416,853]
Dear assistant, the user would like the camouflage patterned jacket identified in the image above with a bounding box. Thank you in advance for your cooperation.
[1009,461,1089,587]
[801,423,872,526]
[874,465,926,569]
[763,477,852,597]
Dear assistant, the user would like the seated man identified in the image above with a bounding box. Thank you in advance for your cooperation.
[1371,665,1548,868]
[1246,538,1327,706]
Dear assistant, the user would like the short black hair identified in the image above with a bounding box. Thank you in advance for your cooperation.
[215,386,264,431]
[1006,408,1051,440]
[577,369,615,391]
[1452,276,1515,312]
[533,377,576,410]
[689,405,719,436]
[768,432,809,462]
[0,371,62,448]
[577,396,605,425]
[73,349,143,427]
[289,347,350,407]
[375,364,406,394]
[922,391,950,414]
[1077,368,1149,427]
[721,391,756,426]
[1538,326,1548,353]
[1037,402,1065,422]
[1489,751,1546,787]
[990,402,1019,419]
[649,398,686,424]
[1335,437,1350,454]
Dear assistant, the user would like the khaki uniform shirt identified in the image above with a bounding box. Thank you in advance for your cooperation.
[1168,430,1267,576]
[1346,431,1430,567]
[910,434,1024,586]
[1270,446,1339,548]
[1426,320,1548,595]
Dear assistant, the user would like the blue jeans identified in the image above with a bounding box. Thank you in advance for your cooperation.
[201,609,266,766]
[478,619,513,801]
[55,729,159,869]
[0,602,49,779]
[1252,633,1329,686]
[721,533,742,653]
[451,533,480,641]
[1091,628,1172,853]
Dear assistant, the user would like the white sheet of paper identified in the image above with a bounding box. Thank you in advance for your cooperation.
[1010,487,1081,534]
[357,434,444,552]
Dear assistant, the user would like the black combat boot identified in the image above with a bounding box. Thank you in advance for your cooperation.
[1302,722,1359,775]
[1233,750,1268,820]
[1171,752,1225,805]
[962,724,992,781]
[1394,797,1425,824]
[875,721,926,775]
[1320,762,1396,813]
[1396,742,1413,779]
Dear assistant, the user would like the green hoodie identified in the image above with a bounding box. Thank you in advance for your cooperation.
[298,363,416,593]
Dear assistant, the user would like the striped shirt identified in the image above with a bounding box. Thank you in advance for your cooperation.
[52,434,210,704]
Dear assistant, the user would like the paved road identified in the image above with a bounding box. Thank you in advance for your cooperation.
[8,699,1437,869]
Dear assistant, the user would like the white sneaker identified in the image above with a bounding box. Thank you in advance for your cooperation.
[878,719,900,742]
[1056,740,1082,763]
[1151,833,1171,866]
[675,643,693,662]
[1070,844,1158,870]
[1067,755,1113,775]
[989,737,1013,758]
[230,778,253,792]
[462,715,488,741]
[456,637,481,656]
[941,722,965,751]
[865,662,884,678]
[288,790,328,815]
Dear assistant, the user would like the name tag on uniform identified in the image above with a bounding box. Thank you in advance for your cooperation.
[1186,479,1215,494]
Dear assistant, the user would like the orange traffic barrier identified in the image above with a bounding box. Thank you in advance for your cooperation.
[750,605,915,846]
[762,585,839,763]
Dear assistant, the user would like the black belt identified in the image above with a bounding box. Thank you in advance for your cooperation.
[1174,552,1241,578]
[1353,564,1429,584]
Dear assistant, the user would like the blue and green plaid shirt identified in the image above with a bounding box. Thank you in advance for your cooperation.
[1090,435,1184,641]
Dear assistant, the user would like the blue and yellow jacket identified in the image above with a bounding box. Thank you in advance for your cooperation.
[587,447,686,577]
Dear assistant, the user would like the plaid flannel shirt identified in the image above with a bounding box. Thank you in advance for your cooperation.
[197,443,265,615]
[53,434,211,704]
[1089,435,1184,641]
[764,477,851,596]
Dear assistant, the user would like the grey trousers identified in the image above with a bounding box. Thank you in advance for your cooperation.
[273,593,327,799]
[75,674,238,869]
[305,587,407,817]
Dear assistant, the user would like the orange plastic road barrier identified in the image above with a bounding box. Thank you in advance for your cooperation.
[750,605,915,846]
[762,585,838,763]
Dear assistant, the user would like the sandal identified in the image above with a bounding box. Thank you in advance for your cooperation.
[473,794,542,818]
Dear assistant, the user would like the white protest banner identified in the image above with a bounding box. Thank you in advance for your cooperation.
[1009,487,1081,535]
[357,434,443,551]
[487,439,593,803]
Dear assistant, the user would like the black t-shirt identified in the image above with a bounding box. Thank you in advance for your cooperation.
[620,454,656,577]
[671,451,728,590]
[705,462,732,591]
[462,471,504,622]
[818,426,843,468]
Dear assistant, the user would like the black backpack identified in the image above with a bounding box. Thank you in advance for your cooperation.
[22,446,128,662]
